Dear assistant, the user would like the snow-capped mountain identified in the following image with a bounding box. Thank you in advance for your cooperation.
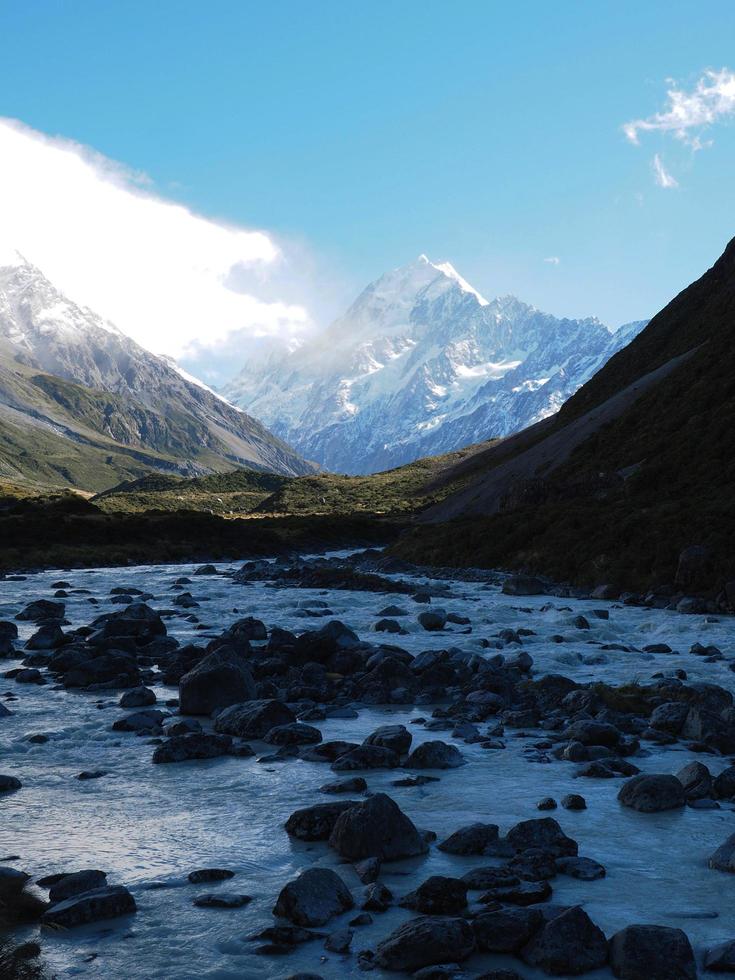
[223,255,647,474]
[0,253,314,487]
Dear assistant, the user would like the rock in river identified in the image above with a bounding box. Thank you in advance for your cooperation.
[521,905,608,975]
[617,773,685,812]
[328,792,428,861]
[273,868,353,927]
[42,885,136,927]
[214,699,296,738]
[405,740,464,769]
[374,915,475,971]
[608,924,696,979]
[179,649,256,716]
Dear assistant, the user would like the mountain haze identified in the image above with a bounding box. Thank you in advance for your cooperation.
[224,255,646,474]
[0,255,313,489]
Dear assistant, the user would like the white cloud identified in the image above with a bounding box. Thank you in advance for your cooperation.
[0,117,314,363]
[623,68,735,148]
[652,153,678,189]
[543,256,560,265]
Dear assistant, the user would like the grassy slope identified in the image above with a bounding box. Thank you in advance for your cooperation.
[93,442,495,517]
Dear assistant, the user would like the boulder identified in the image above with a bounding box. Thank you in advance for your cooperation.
[285,801,359,841]
[649,702,689,735]
[608,924,696,979]
[42,885,136,927]
[705,939,735,972]
[152,733,234,764]
[328,792,428,861]
[473,907,544,952]
[401,876,467,914]
[179,649,256,716]
[331,745,399,771]
[364,724,412,755]
[418,609,447,631]
[265,723,322,746]
[119,686,156,708]
[48,870,107,904]
[709,833,735,873]
[405,741,464,769]
[676,761,712,800]
[503,575,545,596]
[16,600,65,622]
[374,916,475,971]
[521,905,607,975]
[273,868,353,927]
[319,777,367,795]
[618,774,685,812]
[214,699,296,738]
[506,817,578,857]
[438,822,499,855]
[714,766,735,800]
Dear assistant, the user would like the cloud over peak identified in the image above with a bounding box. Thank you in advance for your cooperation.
[623,68,735,148]
[0,118,313,364]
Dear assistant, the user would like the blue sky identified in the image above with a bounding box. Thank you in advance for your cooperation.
[1,1,735,376]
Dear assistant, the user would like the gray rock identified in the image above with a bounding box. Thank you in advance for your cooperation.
[438,822,499,855]
[676,760,712,800]
[401,876,467,914]
[418,609,447,631]
[472,907,544,952]
[608,924,696,979]
[194,892,251,908]
[285,801,359,841]
[704,939,735,972]
[152,733,234,764]
[364,724,412,755]
[264,723,322,746]
[188,869,234,884]
[328,792,428,861]
[273,868,353,927]
[503,575,545,596]
[618,774,685,812]
[119,686,156,708]
[506,817,578,857]
[324,926,353,953]
[405,740,464,769]
[319,777,367,795]
[214,699,296,738]
[0,774,22,793]
[179,649,256,716]
[374,916,475,971]
[555,856,606,880]
[48,870,107,904]
[331,744,400,771]
[42,885,136,927]
[709,833,735,873]
[521,905,607,975]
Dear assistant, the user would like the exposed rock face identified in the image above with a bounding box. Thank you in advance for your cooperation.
[273,868,353,927]
[617,774,686,812]
[608,924,696,979]
[328,793,428,861]
[374,915,476,971]
[225,255,643,474]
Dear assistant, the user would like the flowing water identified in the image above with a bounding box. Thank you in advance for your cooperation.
[1,555,734,978]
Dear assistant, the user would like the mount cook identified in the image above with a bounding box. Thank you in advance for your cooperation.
[224,255,646,474]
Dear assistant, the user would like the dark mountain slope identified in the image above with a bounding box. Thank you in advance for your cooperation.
[393,236,735,592]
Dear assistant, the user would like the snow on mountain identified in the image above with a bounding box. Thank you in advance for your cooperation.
[0,256,314,478]
[223,255,647,474]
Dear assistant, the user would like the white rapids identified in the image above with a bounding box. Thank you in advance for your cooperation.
[1,554,734,979]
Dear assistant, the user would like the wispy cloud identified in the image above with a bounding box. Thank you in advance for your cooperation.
[543,256,560,265]
[652,153,678,189]
[0,118,315,366]
[623,68,735,148]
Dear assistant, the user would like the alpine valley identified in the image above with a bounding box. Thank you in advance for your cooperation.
[224,255,647,474]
